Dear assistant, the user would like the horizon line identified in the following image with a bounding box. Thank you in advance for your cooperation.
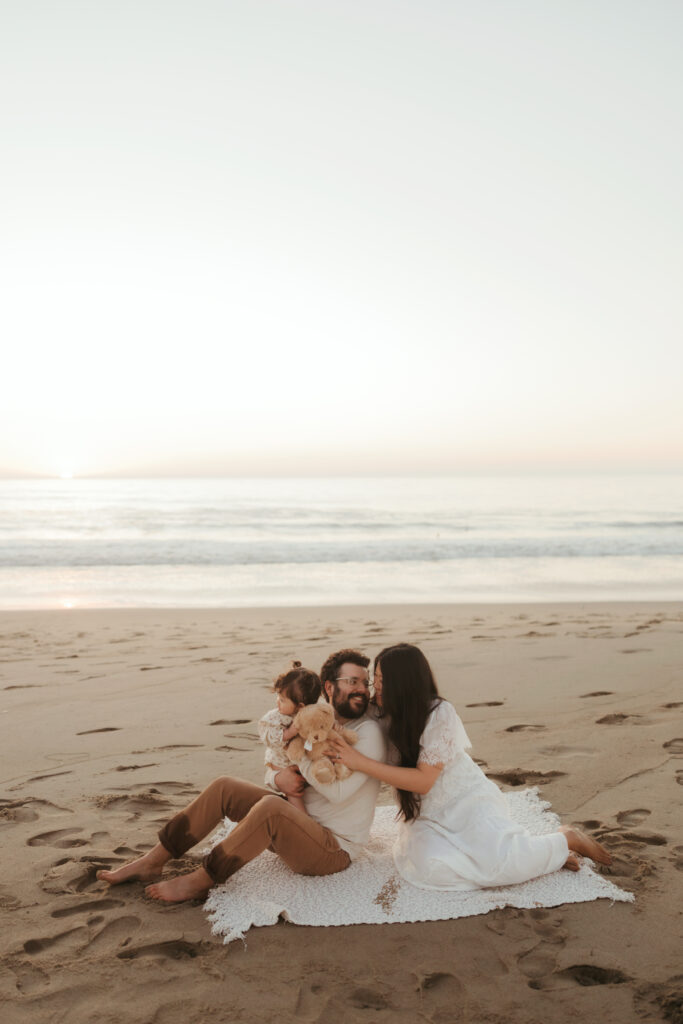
[2,468,683,481]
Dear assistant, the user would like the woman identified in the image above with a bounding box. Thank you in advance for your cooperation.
[327,643,611,890]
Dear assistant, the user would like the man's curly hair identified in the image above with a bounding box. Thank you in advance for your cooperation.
[319,649,370,700]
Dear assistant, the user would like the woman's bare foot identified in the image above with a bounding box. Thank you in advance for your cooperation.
[563,852,581,871]
[560,826,612,866]
[97,843,170,885]
[145,866,213,903]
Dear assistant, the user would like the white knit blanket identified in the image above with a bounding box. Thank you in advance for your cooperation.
[203,789,633,944]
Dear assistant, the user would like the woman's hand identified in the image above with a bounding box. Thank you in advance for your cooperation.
[326,731,366,773]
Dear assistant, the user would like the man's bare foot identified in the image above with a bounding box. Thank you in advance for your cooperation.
[97,843,170,885]
[145,866,213,903]
[560,826,612,866]
[563,852,581,871]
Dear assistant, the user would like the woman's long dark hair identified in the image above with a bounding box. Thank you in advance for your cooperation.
[376,643,441,822]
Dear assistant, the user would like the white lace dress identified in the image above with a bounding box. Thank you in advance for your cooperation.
[393,701,569,891]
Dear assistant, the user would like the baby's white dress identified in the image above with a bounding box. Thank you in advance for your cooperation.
[392,701,569,891]
[257,707,293,774]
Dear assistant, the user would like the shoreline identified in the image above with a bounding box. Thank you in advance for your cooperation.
[2,596,683,612]
[1,602,681,1023]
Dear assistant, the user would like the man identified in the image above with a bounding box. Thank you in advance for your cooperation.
[97,649,385,903]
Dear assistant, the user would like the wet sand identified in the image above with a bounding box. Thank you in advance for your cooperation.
[1,603,682,1024]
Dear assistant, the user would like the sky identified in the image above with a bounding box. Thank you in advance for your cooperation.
[2,0,682,478]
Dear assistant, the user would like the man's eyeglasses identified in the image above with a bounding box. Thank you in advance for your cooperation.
[335,676,371,690]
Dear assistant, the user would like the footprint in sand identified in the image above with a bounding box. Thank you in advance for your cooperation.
[96,791,170,809]
[88,915,142,952]
[115,763,159,772]
[23,925,89,957]
[469,947,509,977]
[76,727,121,735]
[517,945,558,986]
[27,769,73,782]
[505,724,546,733]
[596,713,635,725]
[294,975,333,1020]
[540,745,595,758]
[157,744,202,750]
[602,853,652,880]
[661,702,683,709]
[528,908,568,946]
[515,909,632,991]
[11,961,50,994]
[95,794,180,825]
[414,970,464,1003]
[95,781,196,818]
[347,987,390,1010]
[670,846,683,872]
[616,809,651,827]
[614,830,667,847]
[0,888,21,910]
[557,965,632,987]
[115,781,197,796]
[579,691,614,698]
[27,828,88,849]
[117,938,207,961]
[51,897,124,918]
[663,738,683,755]
[589,824,665,881]
[466,701,504,708]
[42,856,125,896]
[486,769,566,787]
[209,719,252,725]
[635,976,683,1022]
[0,797,67,824]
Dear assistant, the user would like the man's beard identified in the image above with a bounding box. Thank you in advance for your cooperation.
[332,687,369,720]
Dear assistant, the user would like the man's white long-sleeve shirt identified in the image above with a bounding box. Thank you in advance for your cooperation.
[296,714,386,860]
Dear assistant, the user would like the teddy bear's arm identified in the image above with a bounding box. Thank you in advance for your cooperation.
[287,736,306,762]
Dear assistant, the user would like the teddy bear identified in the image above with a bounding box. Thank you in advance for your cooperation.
[287,702,359,785]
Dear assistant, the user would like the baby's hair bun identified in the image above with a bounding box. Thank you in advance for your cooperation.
[291,660,302,669]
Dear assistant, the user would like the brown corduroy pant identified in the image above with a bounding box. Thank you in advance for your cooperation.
[158,776,351,884]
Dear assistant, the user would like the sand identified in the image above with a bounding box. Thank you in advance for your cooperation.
[1,602,681,1024]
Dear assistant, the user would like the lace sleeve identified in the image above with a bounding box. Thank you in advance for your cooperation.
[257,709,290,749]
[418,701,472,766]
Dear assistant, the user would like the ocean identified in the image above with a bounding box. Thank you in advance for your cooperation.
[1,475,682,608]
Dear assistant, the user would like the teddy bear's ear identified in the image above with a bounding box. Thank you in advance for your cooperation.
[319,704,335,728]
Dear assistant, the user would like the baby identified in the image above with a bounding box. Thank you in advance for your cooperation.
[258,660,322,814]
